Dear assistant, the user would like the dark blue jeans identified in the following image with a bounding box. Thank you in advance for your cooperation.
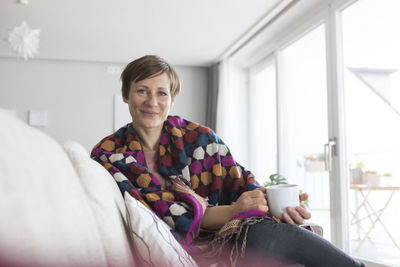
[237,218,365,267]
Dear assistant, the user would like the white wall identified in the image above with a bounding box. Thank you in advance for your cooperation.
[0,57,208,152]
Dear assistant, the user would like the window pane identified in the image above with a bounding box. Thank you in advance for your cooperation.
[248,62,277,185]
[341,0,400,265]
[279,25,331,240]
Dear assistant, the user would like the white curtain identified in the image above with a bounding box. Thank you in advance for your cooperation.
[215,58,249,167]
[206,64,219,131]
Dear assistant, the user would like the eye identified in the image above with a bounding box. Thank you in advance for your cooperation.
[158,91,168,96]
[136,89,147,94]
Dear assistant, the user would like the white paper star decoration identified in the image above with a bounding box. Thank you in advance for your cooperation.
[8,21,40,60]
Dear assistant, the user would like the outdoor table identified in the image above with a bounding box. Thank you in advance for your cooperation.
[350,184,400,251]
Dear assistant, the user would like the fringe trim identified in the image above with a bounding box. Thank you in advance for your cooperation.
[203,216,269,267]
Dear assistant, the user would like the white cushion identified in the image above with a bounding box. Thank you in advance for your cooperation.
[0,110,107,266]
[124,192,198,267]
[62,139,89,156]
[62,140,135,267]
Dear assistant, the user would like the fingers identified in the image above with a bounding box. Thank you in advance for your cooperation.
[296,203,311,220]
[234,200,268,214]
[283,203,312,225]
[255,203,269,213]
[299,193,309,202]
[234,189,269,214]
[284,207,305,225]
[245,189,265,198]
[282,211,296,225]
[243,196,268,208]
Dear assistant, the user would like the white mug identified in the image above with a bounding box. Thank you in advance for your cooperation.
[266,184,299,219]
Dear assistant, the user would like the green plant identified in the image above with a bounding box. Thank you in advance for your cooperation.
[265,173,288,186]
[305,153,325,161]
[383,172,392,177]
[355,161,365,169]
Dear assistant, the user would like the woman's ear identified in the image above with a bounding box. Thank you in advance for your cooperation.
[122,95,128,103]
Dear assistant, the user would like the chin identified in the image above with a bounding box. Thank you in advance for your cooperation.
[133,116,166,130]
[142,121,164,129]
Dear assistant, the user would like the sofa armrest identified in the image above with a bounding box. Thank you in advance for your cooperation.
[300,222,324,237]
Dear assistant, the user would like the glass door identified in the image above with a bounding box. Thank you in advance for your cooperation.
[277,24,332,240]
[248,60,278,185]
[340,0,400,265]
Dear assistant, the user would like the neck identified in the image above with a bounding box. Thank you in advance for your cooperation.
[133,126,162,151]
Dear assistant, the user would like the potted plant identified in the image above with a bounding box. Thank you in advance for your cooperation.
[380,172,393,186]
[349,161,364,184]
[362,170,380,185]
[264,173,288,186]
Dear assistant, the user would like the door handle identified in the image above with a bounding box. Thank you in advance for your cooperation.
[324,138,336,171]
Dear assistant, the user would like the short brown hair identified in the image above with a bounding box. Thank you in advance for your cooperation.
[121,55,181,99]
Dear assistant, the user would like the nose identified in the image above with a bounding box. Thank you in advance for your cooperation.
[145,93,158,106]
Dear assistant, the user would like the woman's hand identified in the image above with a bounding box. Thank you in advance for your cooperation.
[231,188,269,215]
[282,193,311,225]
[200,188,269,230]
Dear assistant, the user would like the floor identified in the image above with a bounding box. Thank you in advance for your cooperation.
[311,207,400,267]
[351,239,400,266]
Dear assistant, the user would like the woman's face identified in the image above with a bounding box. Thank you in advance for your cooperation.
[123,72,174,132]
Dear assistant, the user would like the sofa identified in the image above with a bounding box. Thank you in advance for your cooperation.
[0,110,198,267]
[0,110,323,267]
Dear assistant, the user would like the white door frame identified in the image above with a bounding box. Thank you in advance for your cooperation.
[325,0,351,251]
[240,0,393,265]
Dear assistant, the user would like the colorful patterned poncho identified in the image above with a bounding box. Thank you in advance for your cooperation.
[91,116,267,259]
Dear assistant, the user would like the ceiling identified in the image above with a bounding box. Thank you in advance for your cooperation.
[0,0,283,66]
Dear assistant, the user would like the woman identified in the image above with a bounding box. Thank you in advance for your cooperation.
[91,55,364,267]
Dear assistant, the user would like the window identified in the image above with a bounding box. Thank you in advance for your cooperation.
[248,60,277,185]
[279,24,331,240]
[341,0,400,265]
[230,0,400,265]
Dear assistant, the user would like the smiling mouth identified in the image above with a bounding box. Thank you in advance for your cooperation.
[141,110,159,116]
